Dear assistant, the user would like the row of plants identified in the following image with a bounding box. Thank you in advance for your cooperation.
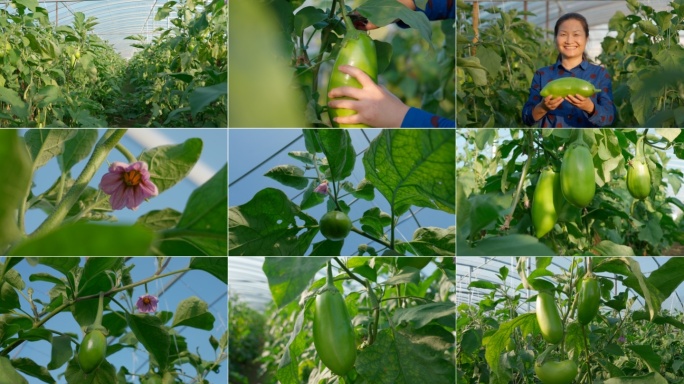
[0,0,226,128]
[457,128,684,256]
[458,256,684,383]
[123,0,227,127]
[457,0,684,127]
[0,0,127,127]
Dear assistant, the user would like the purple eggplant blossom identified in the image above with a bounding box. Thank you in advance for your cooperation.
[314,181,329,195]
[136,294,159,313]
[99,161,158,210]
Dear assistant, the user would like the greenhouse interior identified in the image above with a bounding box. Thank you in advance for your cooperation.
[229,256,456,384]
[457,256,684,382]
[0,0,227,128]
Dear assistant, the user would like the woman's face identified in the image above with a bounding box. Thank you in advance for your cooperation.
[556,18,587,60]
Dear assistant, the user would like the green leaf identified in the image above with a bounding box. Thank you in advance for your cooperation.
[138,138,203,194]
[392,302,455,329]
[64,356,116,383]
[26,258,79,276]
[375,40,393,74]
[47,334,73,370]
[10,223,155,256]
[459,234,556,256]
[162,164,227,256]
[592,240,636,256]
[300,181,326,210]
[0,356,28,384]
[11,357,54,383]
[294,6,326,35]
[126,314,170,370]
[604,372,668,384]
[229,188,318,256]
[318,130,355,182]
[24,129,77,171]
[264,165,309,189]
[188,257,227,284]
[136,208,181,231]
[405,227,455,256]
[303,129,322,153]
[189,82,227,118]
[0,130,31,250]
[33,85,63,108]
[60,130,98,172]
[308,239,344,256]
[28,272,64,286]
[0,282,20,314]
[154,2,174,21]
[356,329,454,383]
[171,297,215,330]
[346,179,375,201]
[363,130,455,216]
[356,0,433,48]
[626,345,661,373]
[645,257,684,300]
[82,258,123,285]
[0,87,28,120]
[262,257,328,308]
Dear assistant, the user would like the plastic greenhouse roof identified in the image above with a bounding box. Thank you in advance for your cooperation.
[0,0,196,59]
[467,1,673,30]
[456,257,684,314]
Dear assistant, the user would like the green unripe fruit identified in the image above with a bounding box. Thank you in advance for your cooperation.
[397,257,431,270]
[578,275,601,325]
[328,33,377,128]
[531,167,562,238]
[540,77,601,98]
[536,291,563,344]
[534,360,578,384]
[319,211,352,241]
[78,330,107,373]
[560,142,596,208]
[313,264,356,375]
[627,158,651,200]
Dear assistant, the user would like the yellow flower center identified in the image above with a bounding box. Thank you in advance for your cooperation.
[123,170,142,186]
[142,297,151,305]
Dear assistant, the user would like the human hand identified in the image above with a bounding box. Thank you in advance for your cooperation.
[328,65,409,128]
[539,95,564,111]
[565,94,595,114]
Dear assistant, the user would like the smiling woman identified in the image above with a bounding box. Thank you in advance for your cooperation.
[522,12,616,128]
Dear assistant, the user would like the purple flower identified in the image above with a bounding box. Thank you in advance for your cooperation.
[314,181,328,195]
[99,161,158,211]
[136,294,159,313]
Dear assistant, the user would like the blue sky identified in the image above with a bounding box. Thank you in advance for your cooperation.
[6,257,227,383]
[228,129,456,256]
[21,129,228,234]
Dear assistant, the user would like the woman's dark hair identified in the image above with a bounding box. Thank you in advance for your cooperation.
[554,13,589,62]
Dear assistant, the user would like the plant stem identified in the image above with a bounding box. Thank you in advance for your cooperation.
[503,130,534,230]
[115,143,137,163]
[30,129,127,238]
[0,266,189,356]
[349,226,392,249]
